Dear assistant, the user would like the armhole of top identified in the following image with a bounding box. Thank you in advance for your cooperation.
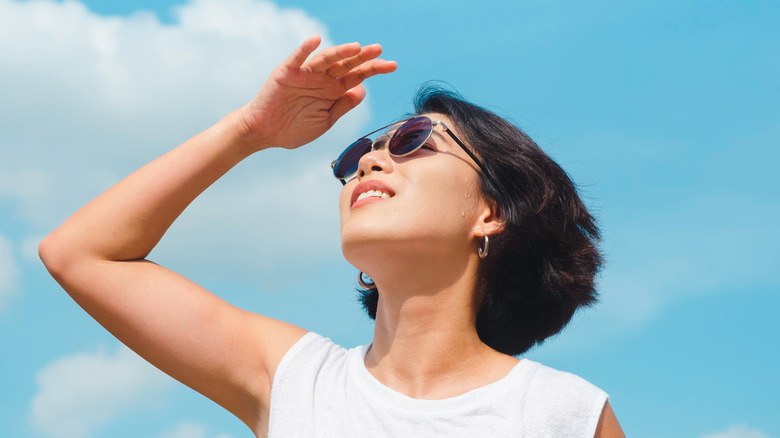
[270,332,321,390]
[522,360,610,437]
[590,394,611,437]
[577,378,610,436]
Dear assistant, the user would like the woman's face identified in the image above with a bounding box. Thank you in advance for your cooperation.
[339,113,495,272]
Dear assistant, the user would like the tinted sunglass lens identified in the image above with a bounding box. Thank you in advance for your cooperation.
[333,138,372,179]
[389,117,432,156]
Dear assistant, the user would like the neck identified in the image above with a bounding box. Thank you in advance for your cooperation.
[363,255,517,399]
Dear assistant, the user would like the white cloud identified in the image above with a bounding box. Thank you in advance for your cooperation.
[0,232,20,311]
[699,425,772,438]
[0,0,368,282]
[150,158,344,285]
[155,422,234,438]
[30,345,175,438]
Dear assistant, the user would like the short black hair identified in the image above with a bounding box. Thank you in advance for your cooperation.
[358,85,603,356]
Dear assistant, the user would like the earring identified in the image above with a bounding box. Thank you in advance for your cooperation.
[358,271,377,290]
[478,234,489,259]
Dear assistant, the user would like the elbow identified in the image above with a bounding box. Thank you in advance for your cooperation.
[39,230,112,300]
[38,231,73,280]
[38,233,61,274]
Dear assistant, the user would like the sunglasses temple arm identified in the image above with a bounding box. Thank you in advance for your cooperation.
[443,127,490,175]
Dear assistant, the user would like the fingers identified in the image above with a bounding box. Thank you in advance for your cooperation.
[329,85,367,126]
[306,42,362,73]
[328,57,395,124]
[282,35,322,69]
[339,59,398,91]
[325,44,383,77]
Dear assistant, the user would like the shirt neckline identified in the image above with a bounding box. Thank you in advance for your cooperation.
[350,343,532,414]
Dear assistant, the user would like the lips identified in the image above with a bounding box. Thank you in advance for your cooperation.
[351,180,395,208]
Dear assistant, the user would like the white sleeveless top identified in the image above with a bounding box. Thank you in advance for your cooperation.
[269,332,608,437]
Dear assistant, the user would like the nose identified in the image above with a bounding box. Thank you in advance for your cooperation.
[356,136,393,180]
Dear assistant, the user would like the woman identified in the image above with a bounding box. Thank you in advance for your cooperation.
[40,36,624,437]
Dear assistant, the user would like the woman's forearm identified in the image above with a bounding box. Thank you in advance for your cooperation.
[40,108,260,269]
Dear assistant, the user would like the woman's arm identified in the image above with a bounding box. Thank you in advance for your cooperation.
[38,36,395,434]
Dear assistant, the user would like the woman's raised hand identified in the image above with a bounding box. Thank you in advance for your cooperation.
[238,35,397,151]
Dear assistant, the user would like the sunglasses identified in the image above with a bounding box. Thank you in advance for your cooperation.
[331,115,488,184]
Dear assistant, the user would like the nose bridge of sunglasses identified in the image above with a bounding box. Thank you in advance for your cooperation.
[332,117,427,183]
[347,135,391,173]
[370,134,391,152]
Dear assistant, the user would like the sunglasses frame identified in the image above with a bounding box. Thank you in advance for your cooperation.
[331,116,489,185]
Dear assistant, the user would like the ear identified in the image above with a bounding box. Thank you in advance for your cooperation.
[472,201,504,238]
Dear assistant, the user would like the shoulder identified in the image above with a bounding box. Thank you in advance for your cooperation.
[274,332,347,371]
[518,359,609,438]
[523,359,606,397]
[271,332,355,396]
[268,333,358,436]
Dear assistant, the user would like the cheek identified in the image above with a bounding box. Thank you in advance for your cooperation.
[461,179,486,220]
[338,161,484,252]
[408,172,483,231]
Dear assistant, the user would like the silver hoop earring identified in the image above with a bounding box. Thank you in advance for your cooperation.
[358,271,377,290]
[478,234,489,259]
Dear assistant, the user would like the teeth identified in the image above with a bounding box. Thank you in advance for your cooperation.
[356,189,391,202]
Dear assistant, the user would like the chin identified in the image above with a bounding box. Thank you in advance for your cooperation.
[342,232,443,277]
[339,227,388,271]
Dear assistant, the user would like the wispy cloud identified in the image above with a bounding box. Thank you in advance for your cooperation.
[155,422,234,438]
[699,424,772,438]
[30,345,174,438]
[0,232,20,311]
[0,0,367,281]
[19,234,44,262]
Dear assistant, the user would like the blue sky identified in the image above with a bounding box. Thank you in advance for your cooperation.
[1,0,778,437]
